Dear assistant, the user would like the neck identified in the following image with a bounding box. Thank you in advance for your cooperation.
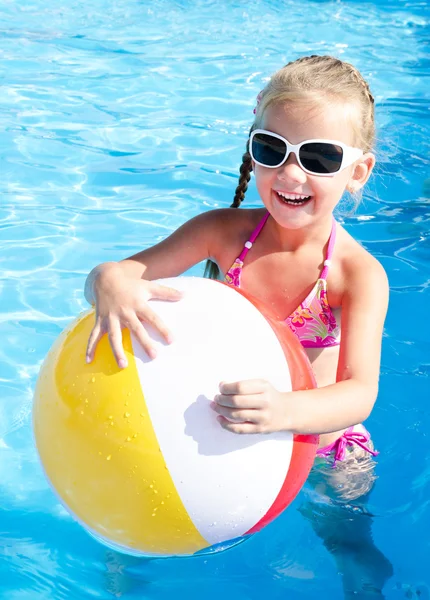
[266,213,334,252]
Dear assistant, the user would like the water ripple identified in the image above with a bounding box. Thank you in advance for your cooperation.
[0,0,429,597]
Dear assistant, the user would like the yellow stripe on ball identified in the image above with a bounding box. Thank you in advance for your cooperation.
[34,311,208,555]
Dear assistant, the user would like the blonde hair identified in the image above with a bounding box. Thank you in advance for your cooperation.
[205,55,375,280]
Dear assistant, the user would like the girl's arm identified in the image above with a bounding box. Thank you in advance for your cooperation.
[84,209,231,365]
[212,256,389,435]
[283,256,389,434]
[84,210,227,305]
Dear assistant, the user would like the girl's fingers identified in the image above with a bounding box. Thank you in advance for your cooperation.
[86,282,182,366]
[87,314,159,368]
[219,379,268,396]
[149,283,183,302]
[127,316,158,360]
[86,322,104,363]
[217,417,261,435]
[138,307,173,344]
[211,403,258,423]
[107,319,128,368]
[214,393,264,410]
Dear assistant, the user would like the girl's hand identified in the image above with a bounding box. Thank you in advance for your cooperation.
[86,265,183,368]
[211,379,289,434]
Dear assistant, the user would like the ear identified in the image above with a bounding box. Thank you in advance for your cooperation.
[346,153,375,193]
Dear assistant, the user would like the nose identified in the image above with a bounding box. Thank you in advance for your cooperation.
[277,152,307,183]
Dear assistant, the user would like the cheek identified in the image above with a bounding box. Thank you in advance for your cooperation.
[312,172,349,198]
[336,166,354,188]
[254,166,274,190]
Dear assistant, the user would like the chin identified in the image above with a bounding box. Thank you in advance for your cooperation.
[267,199,317,229]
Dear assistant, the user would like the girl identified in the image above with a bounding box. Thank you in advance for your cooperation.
[85,55,392,596]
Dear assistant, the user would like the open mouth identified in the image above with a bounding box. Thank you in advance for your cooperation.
[275,191,312,206]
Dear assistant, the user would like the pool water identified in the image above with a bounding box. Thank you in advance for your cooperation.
[0,0,429,598]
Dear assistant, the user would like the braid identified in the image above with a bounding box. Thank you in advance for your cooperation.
[286,54,319,67]
[346,63,375,106]
[204,137,253,281]
[288,56,374,109]
[231,141,252,208]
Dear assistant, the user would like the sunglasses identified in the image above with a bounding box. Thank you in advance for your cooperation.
[249,129,363,177]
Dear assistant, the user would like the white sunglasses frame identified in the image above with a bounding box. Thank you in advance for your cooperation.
[250,129,363,177]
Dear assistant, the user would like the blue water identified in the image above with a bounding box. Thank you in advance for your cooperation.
[1,0,429,598]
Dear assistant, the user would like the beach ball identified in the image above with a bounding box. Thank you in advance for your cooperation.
[33,277,317,557]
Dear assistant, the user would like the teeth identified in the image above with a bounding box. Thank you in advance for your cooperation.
[277,191,310,201]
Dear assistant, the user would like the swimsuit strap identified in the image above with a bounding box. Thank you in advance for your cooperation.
[320,218,337,280]
[237,211,270,262]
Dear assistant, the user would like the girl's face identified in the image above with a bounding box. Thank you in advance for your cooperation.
[253,101,365,230]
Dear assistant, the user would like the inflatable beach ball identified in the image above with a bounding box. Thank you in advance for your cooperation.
[33,277,317,557]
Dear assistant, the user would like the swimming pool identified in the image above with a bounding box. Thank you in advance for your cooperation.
[0,0,429,598]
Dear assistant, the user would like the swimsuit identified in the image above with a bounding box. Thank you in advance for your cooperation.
[224,210,378,465]
[225,211,340,348]
[316,424,378,467]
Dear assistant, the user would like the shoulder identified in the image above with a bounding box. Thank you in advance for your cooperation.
[170,207,260,240]
[194,207,267,259]
[194,207,265,229]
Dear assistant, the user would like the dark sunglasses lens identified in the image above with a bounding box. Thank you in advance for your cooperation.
[252,133,287,167]
[300,143,343,174]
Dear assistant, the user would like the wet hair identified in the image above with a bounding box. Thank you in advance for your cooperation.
[204,55,375,280]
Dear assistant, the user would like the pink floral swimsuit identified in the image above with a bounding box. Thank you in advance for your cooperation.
[224,211,378,465]
[225,211,340,347]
